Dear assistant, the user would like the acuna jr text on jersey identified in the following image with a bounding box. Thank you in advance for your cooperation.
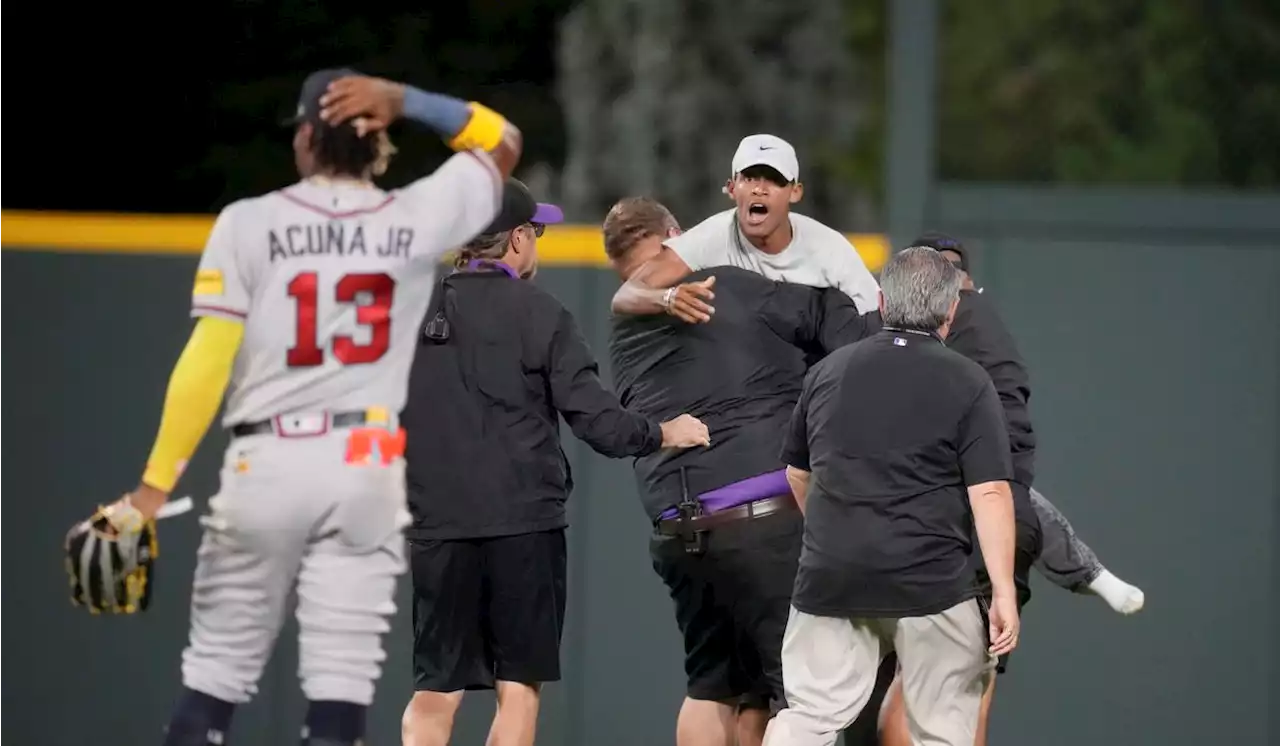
[268,223,416,262]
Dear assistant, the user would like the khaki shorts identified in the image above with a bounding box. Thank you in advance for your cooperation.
[765,599,996,746]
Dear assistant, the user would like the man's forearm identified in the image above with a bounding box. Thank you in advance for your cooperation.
[142,316,243,493]
[572,407,664,458]
[786,466,811,514]
[611,277,670,316]
[969,480,1017,599]
[400,86,472,139]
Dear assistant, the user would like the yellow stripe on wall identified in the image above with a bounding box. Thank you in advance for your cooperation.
[1,210,889,270]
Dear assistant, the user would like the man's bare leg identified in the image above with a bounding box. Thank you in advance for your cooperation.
[678,697,737,746]
[737,705,770,746]
[973,676,996,746]
[487,681,542,746]
[402,690,464,746]
[876,674,910,746]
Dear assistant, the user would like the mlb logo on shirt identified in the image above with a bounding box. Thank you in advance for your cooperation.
[893,337,907,347]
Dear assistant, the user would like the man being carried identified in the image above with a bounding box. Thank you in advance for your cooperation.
[610,135,881,324]
[605,135,885,744]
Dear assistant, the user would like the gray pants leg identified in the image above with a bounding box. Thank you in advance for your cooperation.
[1030,487,1103,592]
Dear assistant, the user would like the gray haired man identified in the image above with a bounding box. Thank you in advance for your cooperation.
[766,248,1018,746]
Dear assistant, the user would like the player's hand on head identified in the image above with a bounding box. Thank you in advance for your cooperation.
[664,276,716,324]
[660,414,712,449]
[319,75,406,134]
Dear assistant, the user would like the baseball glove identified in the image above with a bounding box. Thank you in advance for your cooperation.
[64,497,158,614]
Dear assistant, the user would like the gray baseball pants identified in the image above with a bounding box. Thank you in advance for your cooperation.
[180,428,409,706]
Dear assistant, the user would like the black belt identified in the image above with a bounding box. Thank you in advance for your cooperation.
[230,410,374,439]
[654,494,796,537]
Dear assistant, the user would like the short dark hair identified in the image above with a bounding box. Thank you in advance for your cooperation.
[908,231,968,272]
[309,123,390,178]
[602,197,678,260]
[737,164,792,186]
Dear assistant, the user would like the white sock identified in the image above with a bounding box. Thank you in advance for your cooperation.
[1088,569,1145,614]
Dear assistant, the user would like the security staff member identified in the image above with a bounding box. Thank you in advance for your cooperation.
[876,234,1145,746]
[602,197,878,746]
[766,247,1019,746]
[400,181,710,746]
[927,233,1144,616]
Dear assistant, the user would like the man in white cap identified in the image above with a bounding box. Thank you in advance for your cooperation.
[610,134,881,324]
[607,138,882,746]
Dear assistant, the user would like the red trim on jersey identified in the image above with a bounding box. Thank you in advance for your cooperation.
[192,304,248,319]
[278,190,397,219]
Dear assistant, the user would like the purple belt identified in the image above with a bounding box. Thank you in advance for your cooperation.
[658,469,790,520]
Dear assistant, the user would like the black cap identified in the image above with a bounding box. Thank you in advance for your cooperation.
[282,67,361,127]
[908,231,968,272]
[479,178,566,234]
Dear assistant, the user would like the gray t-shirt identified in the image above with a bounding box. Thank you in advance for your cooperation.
[664,208,881,314]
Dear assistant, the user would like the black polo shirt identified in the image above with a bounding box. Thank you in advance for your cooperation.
[947,288,1036,487]
[610,266,878,520]
[403,268,663,541]
[781,327,1013,617]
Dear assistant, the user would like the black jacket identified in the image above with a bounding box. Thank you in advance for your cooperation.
[946,288,1036,487]
[403,268,663,540]
[609,267,879,520]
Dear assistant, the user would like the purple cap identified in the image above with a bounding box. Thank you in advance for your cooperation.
[533,203,564,225]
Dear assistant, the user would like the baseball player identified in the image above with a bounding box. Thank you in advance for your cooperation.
[63,70,522,746]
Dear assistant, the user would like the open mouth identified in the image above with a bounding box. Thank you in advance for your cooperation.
[746,202,769,225]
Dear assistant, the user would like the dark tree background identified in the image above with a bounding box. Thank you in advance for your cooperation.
[7,1,576,214]
[5,0,1278,220]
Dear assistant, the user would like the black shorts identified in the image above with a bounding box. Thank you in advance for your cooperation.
[650,507,802,709]
[410,529,567,691]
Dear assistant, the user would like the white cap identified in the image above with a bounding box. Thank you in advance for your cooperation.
[731,134,800,182]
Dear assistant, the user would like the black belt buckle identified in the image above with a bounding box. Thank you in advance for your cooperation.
[675,468,706,555]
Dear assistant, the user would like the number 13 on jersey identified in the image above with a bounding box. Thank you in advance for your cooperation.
[286,271,396,367]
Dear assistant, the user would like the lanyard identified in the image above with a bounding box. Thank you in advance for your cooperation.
[881,325,944,344]
[466,259,519,279]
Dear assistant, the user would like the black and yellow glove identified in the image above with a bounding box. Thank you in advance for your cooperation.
[64,497,158,615]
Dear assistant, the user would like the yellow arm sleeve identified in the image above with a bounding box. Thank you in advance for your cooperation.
[445,103,508,153]
[141,316,244,492]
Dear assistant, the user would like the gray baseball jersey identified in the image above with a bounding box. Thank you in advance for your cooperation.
[178,149,502,708]
[191,151,502,425]
[664,208,881,314]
